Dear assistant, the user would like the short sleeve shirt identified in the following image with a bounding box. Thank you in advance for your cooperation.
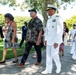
[26,17,43,43]
[70,29,76,38]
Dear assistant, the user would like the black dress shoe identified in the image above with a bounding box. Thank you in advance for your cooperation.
[12,59,18,63]
[0,60,6,64]
[35,62,41,66]
[62,54,64,56]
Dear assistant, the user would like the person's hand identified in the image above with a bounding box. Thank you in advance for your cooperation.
[36,40,40,46]
[44,41,47,46]
[63,32,66,35]
[54,43,58,48]
[26,39,28,43]
[11,39,15,44]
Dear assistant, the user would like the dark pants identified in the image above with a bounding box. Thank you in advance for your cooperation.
[40,36,44,48]
[0,30,4,38]
[40,42,44,48]
[21,42,42,64]
[19,36,25,47]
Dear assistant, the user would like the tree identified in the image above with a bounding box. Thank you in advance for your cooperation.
[21,0,76,25]
[65,15,76,30]
[0,14,5,25]
[0,0,76,25]
[15,16,30,29]
[0,0,16,6]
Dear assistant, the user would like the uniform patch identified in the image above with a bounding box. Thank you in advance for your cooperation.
[52,19,56,22]
[52,25,54,28]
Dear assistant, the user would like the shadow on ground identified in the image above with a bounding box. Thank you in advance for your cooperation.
[0,46,76,75]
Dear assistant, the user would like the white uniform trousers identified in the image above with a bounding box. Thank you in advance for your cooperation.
[45,45,61,72]
[72,41,76,60]
[70,41,75,54]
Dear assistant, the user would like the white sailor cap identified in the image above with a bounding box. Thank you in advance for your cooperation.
[46,4,57,11]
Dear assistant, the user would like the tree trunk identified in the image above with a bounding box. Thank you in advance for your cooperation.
[41,0,54,27]
[42,0,48,27]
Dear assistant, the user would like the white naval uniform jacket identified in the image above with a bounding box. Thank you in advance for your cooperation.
[45,14,63,46]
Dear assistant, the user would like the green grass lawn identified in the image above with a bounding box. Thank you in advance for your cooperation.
[0,40,45,60]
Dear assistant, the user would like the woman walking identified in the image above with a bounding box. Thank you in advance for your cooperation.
[59,22,69,56]
[0,13,18,63]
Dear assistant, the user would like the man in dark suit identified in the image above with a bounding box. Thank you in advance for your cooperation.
[19,22,28,47]
[0,25,4,41]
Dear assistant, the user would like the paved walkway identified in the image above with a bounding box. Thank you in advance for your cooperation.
[0,46,76,75]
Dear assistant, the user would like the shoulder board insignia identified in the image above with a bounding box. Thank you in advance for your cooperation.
[56,15,60,17]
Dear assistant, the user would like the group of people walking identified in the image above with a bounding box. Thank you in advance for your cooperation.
[0,4,76,75]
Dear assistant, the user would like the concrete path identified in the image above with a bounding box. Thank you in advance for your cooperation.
[0,46,76,75]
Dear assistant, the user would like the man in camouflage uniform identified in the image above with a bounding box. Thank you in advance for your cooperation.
[18,9,43,67]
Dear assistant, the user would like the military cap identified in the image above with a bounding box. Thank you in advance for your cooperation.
[46,4,57,11]
[28,9,37,13]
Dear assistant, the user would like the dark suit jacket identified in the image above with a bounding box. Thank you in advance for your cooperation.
[22,26,28,39]
[0,26,4,38]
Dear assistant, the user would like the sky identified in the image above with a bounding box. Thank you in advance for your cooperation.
[59,4,76,21]
[0,1,76,21]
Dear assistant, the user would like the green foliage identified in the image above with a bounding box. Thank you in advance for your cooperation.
[15,16,30,29]
[0,14,5,25]
[65,15,76,30]
[25,0,42,13]
[0,40,45,60]
[0,0,75,12]
[24,0,76,11]
[0,0,76,25]
[23,0,76,25]
[0,0,16,5]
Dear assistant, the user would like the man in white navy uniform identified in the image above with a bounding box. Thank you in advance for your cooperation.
[41,5,63,74]
[69,24,76,55]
